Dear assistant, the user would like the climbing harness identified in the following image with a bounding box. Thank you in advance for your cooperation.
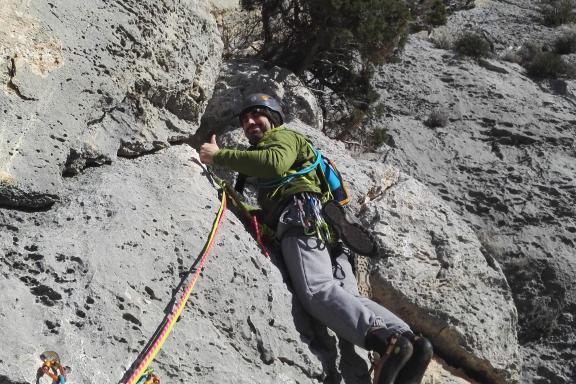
[123,191,227,384]
[37,351,66,384]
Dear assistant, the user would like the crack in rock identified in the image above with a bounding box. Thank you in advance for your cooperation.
[247,315,274,365]
[6,56,39,101]
[117,139,170,159]
[62,147,112,177]
[0,374,28,384]
[0,185,58,210]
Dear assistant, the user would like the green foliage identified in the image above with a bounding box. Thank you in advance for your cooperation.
[518,42,543,62]
[426,0,448,26]
[524,51,575,78]
[425,108,449,128]
[241,0,410,109]
[369,102,387,119]
[370,127,388,148]
[406,0,448,32]
[554,31,576,54]
[515,41,576,79]
[454,32,492,59]
[540,0,575,26]
[431,26,453,50]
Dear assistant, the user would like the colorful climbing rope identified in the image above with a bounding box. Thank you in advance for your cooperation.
[124,191,228,384]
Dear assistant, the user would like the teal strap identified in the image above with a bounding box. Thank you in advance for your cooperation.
[255,147,322,188]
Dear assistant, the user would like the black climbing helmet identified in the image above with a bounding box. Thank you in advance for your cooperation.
[238,93,284,127]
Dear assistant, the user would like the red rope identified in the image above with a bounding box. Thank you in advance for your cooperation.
[252,214,270,258]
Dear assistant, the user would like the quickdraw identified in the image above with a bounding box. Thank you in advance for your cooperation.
[37,351,66,384]
[293,193,332,243]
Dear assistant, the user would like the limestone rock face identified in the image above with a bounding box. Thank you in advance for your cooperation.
[198,59,323,144]
[364,4,576,381]
[357,172,519,383]
[0,146,328,383]
[0,0,222,209]
[202,59,520,383]
[2,0,568,382]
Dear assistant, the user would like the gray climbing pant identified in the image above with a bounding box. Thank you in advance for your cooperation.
[277,196,411,348]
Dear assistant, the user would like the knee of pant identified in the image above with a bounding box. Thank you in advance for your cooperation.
[296,280,335,309]
[388,322,411,335]
[308,279,337,299]
[290,279,322,303]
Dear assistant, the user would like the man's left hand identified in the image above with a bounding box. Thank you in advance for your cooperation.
[200,134,219,164]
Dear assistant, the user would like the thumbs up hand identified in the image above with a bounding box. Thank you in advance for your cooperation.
[199,134,220,164]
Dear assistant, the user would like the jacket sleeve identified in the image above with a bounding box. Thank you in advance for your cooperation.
[213,131,299,178]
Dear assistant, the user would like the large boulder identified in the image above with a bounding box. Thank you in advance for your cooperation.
[366,17,576,381]
[357,169,520,383]
[0,146,329,383]
[200,55,521,381]
[293,120,521,383]
[0,0,222,209]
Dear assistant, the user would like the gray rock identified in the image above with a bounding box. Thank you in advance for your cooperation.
[3,0,570,382]
[0,146,329,383]
[290,120,521,383]
[357,171,519,383]
[365,22,576,383]
[0,0,223,209]
[197,59,323,145]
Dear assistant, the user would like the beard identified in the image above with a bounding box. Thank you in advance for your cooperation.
[245,125,268,145]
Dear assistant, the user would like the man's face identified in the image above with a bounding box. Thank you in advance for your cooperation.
[241,108,272,145]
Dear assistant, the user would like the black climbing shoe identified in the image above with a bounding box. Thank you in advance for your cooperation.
[366,329,413,384]
[395,332,433,384]
[322,200,378,257]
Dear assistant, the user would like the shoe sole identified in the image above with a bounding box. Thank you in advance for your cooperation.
[373,336,413,384]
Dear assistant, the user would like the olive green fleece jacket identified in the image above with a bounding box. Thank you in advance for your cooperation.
[213,126,322,227]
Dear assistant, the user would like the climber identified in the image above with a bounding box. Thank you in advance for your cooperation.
[199,93,433,383]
